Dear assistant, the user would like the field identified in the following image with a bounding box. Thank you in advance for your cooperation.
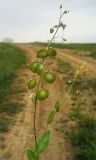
[0,43,96,160]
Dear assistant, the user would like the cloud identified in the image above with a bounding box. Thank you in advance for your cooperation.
[0,0,96,42]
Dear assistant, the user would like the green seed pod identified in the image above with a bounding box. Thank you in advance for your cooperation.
[48,47,57,57]
[36,89,49,101]
[50,28,54,33]
[30,62,38,73]
[36,64,44,75]
[37,49,48,59]
[28,79,37,89]
[43,72,56,84]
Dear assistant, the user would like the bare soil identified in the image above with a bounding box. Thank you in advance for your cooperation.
[0,44,96,160]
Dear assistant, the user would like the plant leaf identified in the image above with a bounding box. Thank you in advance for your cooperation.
[55,101,61,112]
[27,149,36,160]
[36,130,50,155]
[47,111,56,124]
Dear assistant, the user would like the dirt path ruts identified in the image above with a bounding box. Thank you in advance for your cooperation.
[26,44,96,77]
[57,49,96,77]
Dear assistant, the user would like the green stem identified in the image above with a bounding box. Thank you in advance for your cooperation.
[47,11,62,48]
[61,70,79,106]
[48,27,59,48]
[33,78,41,148]
[34,98,38,148]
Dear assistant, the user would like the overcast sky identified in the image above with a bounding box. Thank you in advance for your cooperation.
[0,0,96,43]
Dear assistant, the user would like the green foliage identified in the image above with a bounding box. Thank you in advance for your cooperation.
[27,130,50,160]
[55,100,61,112]
[0,118,11,133]
[89,51,96,59]
[47,111,56,124]
[35,130,50,155]
[27,149,36,160]
[66,115,96,160]
[56,58,72,73]
[0,43,26,101]
[68,103,84,121]
[0,103,23,115]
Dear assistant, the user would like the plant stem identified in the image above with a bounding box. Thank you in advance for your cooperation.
[34,98,38,148]
[61,70,79,106]
[47,10,62,48]
[48,27,59,48]
[33,78,41,148]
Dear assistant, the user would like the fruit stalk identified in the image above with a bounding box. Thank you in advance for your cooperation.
[33,78,41,148]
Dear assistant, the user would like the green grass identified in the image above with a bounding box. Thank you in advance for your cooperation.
[0,43,26,101]
[33,42,96,51]
[89,51,96,59]
[56,58,72,73]
[0,43,26,133]
[0,118,11,133]
[68,103,84,121]
[0,103,23,115]
[66,112,96,160]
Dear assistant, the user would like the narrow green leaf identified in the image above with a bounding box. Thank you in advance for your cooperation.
[27,149,36,160]
[47,111,56,124]
[55,101,61,112]
[36,130,50,155]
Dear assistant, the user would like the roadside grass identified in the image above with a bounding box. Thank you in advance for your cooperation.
[68,102,84,121]
[66,113,96,160]
[0,103,23,116]
[0,43,26,102]
[70,77,96,94]
[0,118,11,133]
[65,74,96,160]
[89,51,96,59]
[33,42,96,51]
[56,58,72,73]
[0,43,27,133]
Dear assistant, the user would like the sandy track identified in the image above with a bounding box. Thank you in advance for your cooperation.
[26,44,96,77]
[57,49,96,77]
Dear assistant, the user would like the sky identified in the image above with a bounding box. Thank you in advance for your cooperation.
[0,0,96,43]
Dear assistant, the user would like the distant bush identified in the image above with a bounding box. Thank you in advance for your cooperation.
[89,51,96,59]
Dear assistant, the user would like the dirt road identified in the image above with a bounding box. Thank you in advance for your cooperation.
[0,44,96,160]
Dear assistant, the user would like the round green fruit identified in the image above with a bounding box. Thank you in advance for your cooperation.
[37,49,48,59]
[50,28,54,33]
[28,79,36,89]
[48,47,57,57]
[36,89,49,101]
[43,72,56,84]
[36,64,44,75]
[30,62,38,73]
